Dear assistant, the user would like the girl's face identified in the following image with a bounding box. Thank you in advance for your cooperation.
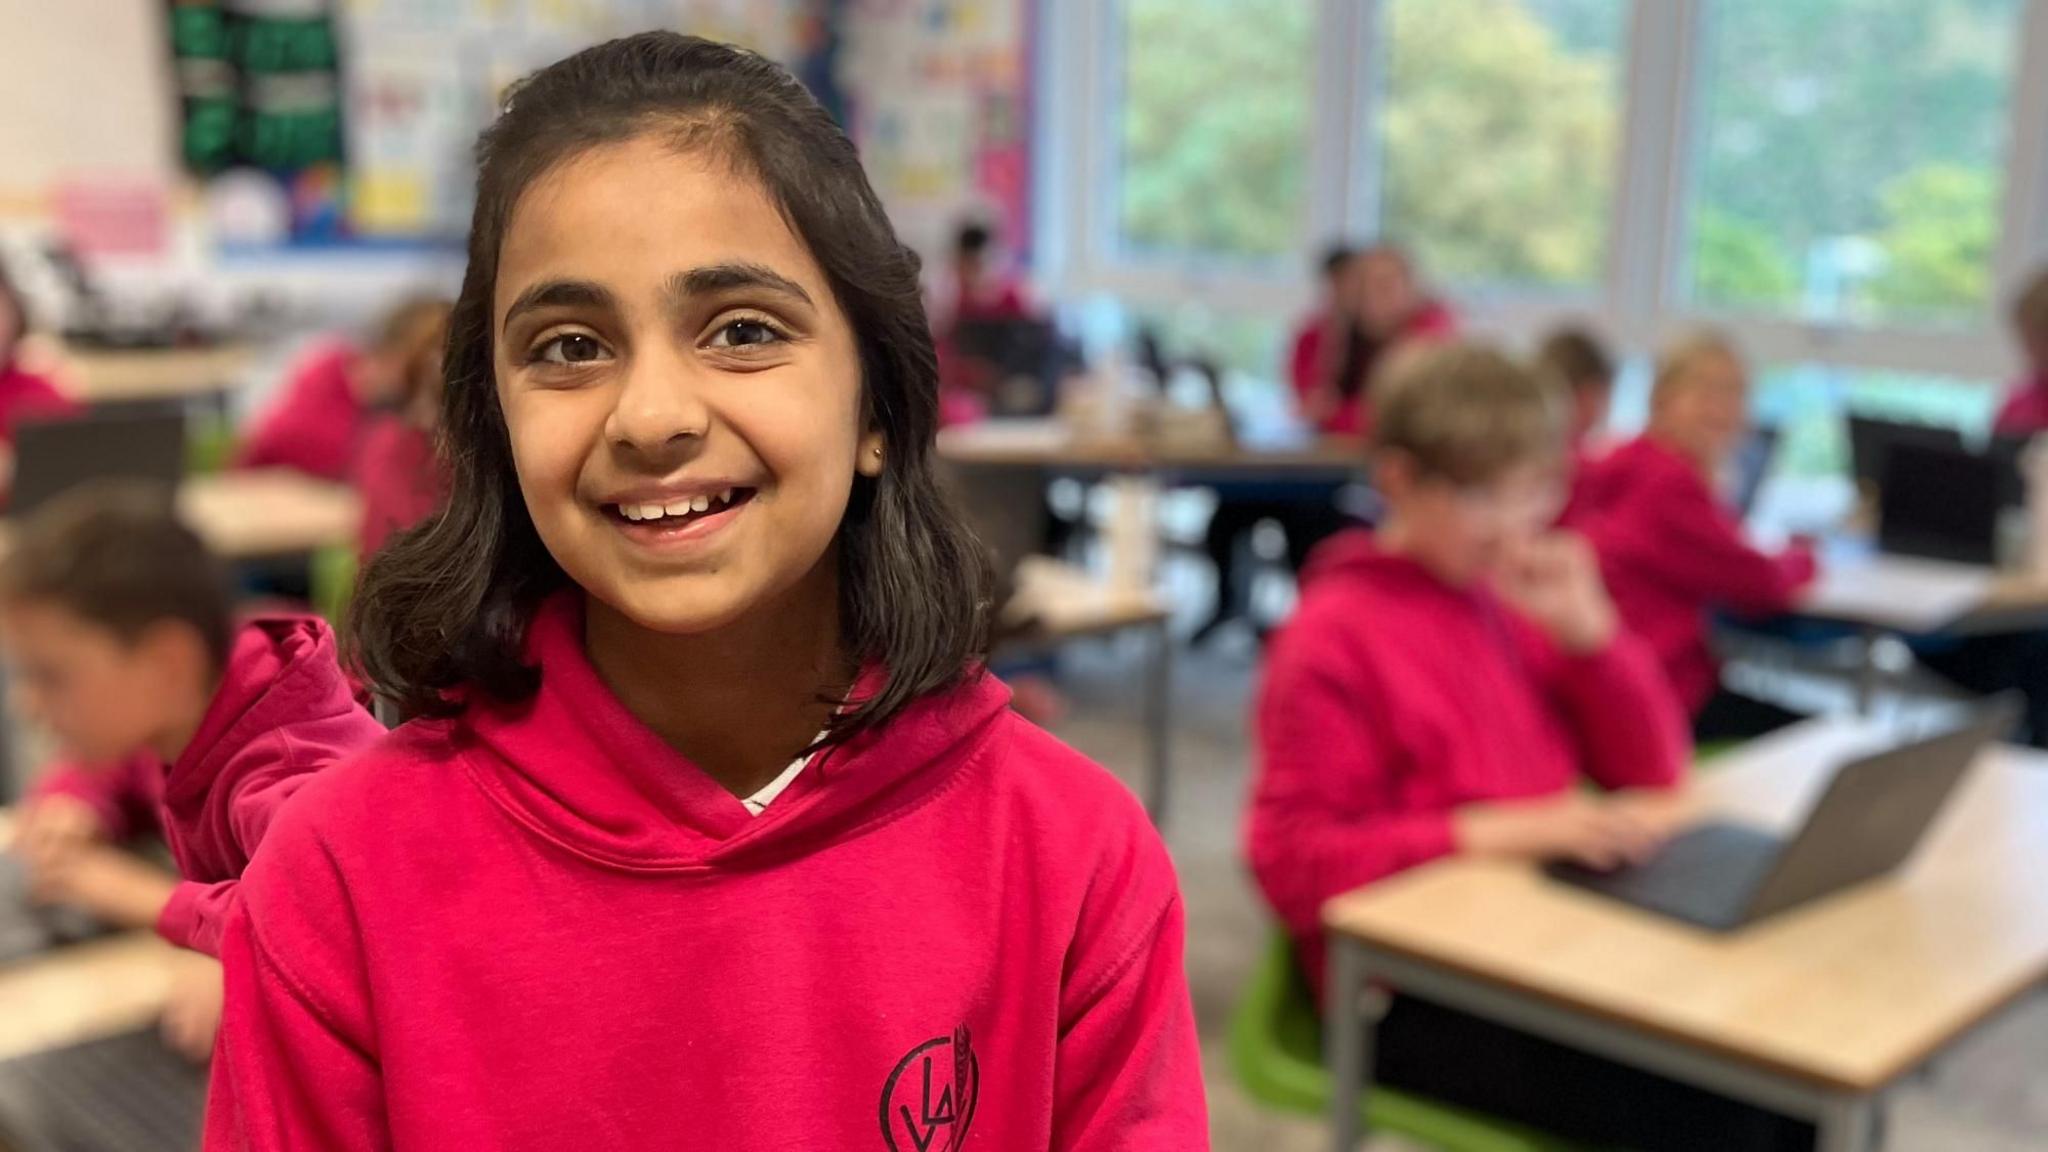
[491,136,881,636]
[1655,352,1751,471]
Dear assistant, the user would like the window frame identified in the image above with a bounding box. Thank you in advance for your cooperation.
[1036,0,2048,386]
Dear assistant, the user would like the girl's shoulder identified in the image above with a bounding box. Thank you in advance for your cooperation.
[972,707,1168,861]
[256,718,478,862]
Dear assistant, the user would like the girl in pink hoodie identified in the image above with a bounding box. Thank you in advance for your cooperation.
[206,33,1206,1151]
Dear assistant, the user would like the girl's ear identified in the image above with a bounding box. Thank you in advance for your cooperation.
[857,429,885,477]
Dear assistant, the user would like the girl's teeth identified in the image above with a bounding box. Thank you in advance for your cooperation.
[663,500,690,518]
[717,489,733,504]
[691,495,710,513]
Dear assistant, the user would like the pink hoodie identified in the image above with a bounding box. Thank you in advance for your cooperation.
[1569,436,1818,713]
[1246,531,1687,996]
[207,591,1207,1150]
[28,616,385,956]
[0,362,79,447]
[234,340,368,482]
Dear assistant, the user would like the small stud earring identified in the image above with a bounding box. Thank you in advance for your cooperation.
[871,446,883,458]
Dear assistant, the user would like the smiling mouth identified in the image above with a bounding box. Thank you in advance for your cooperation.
[602,487,758,529]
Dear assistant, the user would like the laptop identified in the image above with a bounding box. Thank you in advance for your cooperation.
[1877,441,2002,565]
[0,855,106,967]
[10,406,187,518]
[1846,415,1964,493]
[1547,698,2016,932]
[0,1029,206,1152]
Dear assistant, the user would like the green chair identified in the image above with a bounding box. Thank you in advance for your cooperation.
[1227,930,1593,1152]
[1694,739,1741,766]
[309,545,358,629]
[185,414,240,476]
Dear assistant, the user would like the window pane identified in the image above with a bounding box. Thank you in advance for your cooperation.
[1378,0,1629,289]
[1115,0,1314,261]
[1682,0,2022,325]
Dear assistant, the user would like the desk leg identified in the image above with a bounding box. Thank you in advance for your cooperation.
[1854,624,1881,717]
[1327,937,1372,1151]
[1143,619,1172,826]
[1816,1094,1878,1152]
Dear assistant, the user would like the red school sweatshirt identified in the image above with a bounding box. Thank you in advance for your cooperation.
[1245,531,1687,995]
[206,590,1208,1151]
[27,616,385,956]
[234,340,368,482]
[349,414,445,557]
[1994,372,2048,438]
[0,362,80,446]
[1570,436,1818,714]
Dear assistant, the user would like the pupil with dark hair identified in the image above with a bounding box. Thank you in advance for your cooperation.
[206,32,1206,1151]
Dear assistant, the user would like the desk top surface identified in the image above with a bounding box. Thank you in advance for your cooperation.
[938,419,1368,474]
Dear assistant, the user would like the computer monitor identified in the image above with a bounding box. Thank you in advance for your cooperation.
[9,406,187,517]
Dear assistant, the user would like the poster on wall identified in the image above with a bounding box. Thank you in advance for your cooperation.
[839,0,1031,263]
[168,0,350,250]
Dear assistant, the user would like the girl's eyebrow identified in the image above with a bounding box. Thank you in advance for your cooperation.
[501,279,617,333]
[663,262,814,309]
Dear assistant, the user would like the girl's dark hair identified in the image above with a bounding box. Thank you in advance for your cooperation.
[351,32,994,736]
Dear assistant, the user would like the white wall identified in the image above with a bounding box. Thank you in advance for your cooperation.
[0,0,178,207]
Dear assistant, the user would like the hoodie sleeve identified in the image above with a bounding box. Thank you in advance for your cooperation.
[1246,628,1458,943]
[1514,618,1690,792]
[156,879,238,958]
[1618,468,1818,617]
[1051,813,1209,1151]
[25,756,160,843]
[206,810,388,1152]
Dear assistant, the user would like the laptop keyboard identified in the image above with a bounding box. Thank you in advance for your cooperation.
[1548,823,1786,930]
[0,858,105,968]
[0,1030,205,1152]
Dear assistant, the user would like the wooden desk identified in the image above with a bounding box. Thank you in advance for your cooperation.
[0,816,195,1062]
[0,934,192,1063]
[1321,720,2048,1152]
[1001,560,1175,823]
[0,471,360,564]
[1797,552,2048,635]
[175,470,362,560]
[58,345,254,406]
[1791,553,2048,711]
[938,418,1368,478]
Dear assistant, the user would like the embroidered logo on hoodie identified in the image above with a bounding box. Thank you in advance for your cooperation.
[880,1025,978,1151]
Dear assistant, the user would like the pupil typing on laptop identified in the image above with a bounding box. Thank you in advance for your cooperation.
[1247,345,1834,1150]
[0,484,383,1060]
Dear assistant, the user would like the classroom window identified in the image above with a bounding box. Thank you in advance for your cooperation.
[1754,363,2002,483]
[1680,0,2024,326]
[1373,0,1630,290]
[1111,0,1314,262]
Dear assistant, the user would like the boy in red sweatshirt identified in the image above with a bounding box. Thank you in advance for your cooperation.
[2,484,384,1050]
[235,296,448,482]
[1994,266,2048,437]
[351,301,450,557]
[1571,330,1818,740]
[0,257,81,496]
[1248,344,1814,1150]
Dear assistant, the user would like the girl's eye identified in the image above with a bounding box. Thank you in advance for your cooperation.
[535,333,608,365]
[707,318,785,349]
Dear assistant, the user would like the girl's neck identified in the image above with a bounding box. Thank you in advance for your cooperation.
[584,557,853,800]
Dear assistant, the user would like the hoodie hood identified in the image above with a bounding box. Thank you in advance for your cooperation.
[459,590,1014,873]
[162,615,365,808]
[1297,527,1476,596]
